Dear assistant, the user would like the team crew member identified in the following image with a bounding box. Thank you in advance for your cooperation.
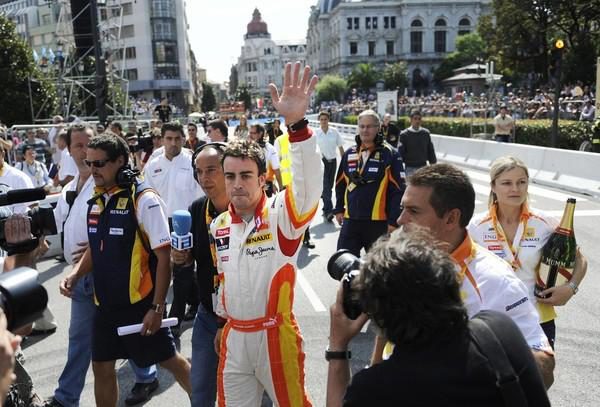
[468,156,588,348]
[315,111,344,222]
[60,134,191,407]
[207,120,228,143]
[248,123,283,196]
[371,164,556,388]
[398,110,437,176]
[50,125,158,407]
[143,122,204,335]
[333,109,405,257]
[15,145,52,190]
[212,62,321,406]
[171,142,229,406]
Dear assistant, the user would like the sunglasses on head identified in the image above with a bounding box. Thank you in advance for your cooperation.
[84,159,111,168]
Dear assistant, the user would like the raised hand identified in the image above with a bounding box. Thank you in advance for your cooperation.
[268,62,318,125]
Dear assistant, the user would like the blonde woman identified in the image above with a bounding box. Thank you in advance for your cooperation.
[233,115,249,140]
[468,156,587,348]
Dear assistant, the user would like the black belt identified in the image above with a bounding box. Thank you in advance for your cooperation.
[322,157,336,162]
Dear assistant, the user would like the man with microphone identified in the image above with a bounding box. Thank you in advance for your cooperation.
[143,122,204,336]
[171,141,229,406]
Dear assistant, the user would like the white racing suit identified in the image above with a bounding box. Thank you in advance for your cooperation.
[211,127,322,407]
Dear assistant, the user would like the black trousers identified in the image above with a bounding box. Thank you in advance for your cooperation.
[336,219,388,257]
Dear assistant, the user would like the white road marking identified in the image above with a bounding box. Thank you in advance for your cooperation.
[545,210,600,218]
[361,320,370,333]
[297,270,327,312]
[466,170,587,202]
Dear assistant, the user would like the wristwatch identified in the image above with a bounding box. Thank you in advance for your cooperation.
[325,347,351,361]
[287,118,309,132]
[151,303,166,313]
[567,281,579,295]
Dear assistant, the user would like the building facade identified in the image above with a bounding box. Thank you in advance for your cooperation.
[307,0,491,92]
[0,0,197,113]
[237,8,307,101]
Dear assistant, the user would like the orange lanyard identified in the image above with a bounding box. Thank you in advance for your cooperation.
[491,208,529,271]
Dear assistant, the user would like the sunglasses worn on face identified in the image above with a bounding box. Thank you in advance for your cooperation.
[84,159,111,168]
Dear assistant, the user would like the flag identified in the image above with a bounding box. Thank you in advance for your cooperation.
[32,49,39,63]
[48,48,55,64]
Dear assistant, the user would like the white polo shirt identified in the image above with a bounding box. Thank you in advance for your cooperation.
[54,174,95,264]
[142,149,204,217]
[315,127,343,160]
[0,164,35,213]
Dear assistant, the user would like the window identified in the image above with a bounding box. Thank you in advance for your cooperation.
[41,14,51,25]
[391,16,396,29]
[434,19,446,53]
[152,20,176,41]
[125,47,136,59]
[122,2,133,15]
[411,19,423,53]
[373,17,378,29]
[347,17,352,30]
[386,40,394,56]
[366,17,371,29]
[458,18,471,36]
[368,41,376,56]
[153,42,178,63]
[354,17,359,30]
[111,7,120,17]
[154,65,179,79]
[410,32,422,53]
[350,41,357,55]
[121,24,135,38]
[384,16,389,29]
[124,68,138,80]
[100,8,107,20]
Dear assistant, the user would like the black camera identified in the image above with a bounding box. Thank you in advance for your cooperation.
[327,250,363,320]
[133,133,153,153]
[0,188,57,255]
[0,267,48,331]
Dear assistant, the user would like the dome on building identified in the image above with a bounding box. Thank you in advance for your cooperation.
[246,8,269,36]
[318,0,343,14]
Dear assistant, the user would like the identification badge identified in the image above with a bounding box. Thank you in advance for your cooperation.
[116,197,128,210]
[109,227,124,236]
[347,182,356,192]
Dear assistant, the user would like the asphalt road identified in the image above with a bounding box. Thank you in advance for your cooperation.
[22,134,600,406]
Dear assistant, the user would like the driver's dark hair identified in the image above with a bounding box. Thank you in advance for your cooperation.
[88,133,130,164]
[222,139,266,175]
[356,228,468,348]
[161,121,185,138]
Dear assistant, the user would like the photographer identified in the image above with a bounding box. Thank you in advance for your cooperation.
[327,230,550,407]
[1,212,49,407]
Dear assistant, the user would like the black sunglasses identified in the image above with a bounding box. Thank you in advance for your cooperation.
[84,159,111,168]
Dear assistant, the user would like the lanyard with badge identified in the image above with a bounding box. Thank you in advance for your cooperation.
[491,208,529,271]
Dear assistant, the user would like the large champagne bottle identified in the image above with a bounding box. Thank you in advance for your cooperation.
[535,198,577,298]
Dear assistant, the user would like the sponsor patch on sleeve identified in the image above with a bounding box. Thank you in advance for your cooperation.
[109,227,124,236]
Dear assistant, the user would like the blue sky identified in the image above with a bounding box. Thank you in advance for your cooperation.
[186,0,315,83]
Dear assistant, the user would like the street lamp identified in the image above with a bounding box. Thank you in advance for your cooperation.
[551,38,564,148]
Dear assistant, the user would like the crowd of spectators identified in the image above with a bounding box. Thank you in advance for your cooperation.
[318,81,596,123]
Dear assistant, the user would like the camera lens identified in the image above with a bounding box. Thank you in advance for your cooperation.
[327,249,361,281]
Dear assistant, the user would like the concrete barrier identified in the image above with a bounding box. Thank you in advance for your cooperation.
[314,121,600,198]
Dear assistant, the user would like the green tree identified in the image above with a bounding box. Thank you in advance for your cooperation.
[433,33,487,83]
[315,74,347,103]
[382,61,408,90]
[235,85,252,110]
[0,15,56,125]
[478,0,600,85]
[201,82,216,112]
[347,63,380,93]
